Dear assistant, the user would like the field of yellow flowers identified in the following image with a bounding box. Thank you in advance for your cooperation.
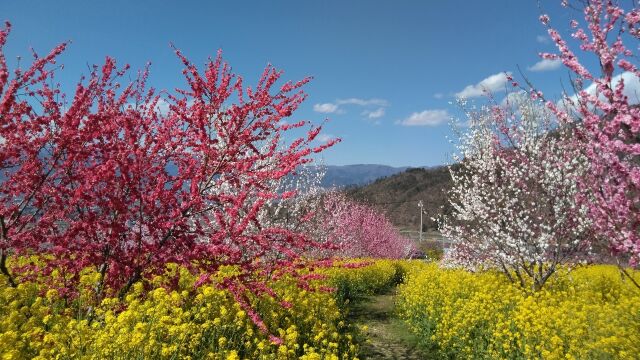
[2,258,639,359]
[0,259,402,360]
[397,262,640,360]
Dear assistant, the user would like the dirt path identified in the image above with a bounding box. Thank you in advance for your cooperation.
[349,289,431,359]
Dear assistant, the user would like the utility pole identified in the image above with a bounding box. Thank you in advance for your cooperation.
[418,200,424,242]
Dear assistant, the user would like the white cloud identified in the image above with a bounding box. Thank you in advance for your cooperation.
[616,72,640,102]
[126,98,171,115]
[528,58,562,72]
[560,71,640,110]
[336,98,389,107]
[316,133,336,143]
[313,97,389,119]
[154,98,171,115]
[455,72,511,98]
[500,90,527,107]
[536,35,550,44]
[362,107,385,119]
[597,72,640,101]
[433,93,444,99]
[313,103,339,113]
[397,109,450,126]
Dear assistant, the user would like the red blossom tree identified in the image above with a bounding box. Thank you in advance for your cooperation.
[0,20,338,319]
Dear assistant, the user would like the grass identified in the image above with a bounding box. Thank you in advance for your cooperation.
[349,288,432,359]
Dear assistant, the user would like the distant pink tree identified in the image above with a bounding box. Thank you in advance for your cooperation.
[539,0,640,267]
[0,19,338,327]
[318,192,415,259]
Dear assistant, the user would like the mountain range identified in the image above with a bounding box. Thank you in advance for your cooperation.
[319,164,415,188]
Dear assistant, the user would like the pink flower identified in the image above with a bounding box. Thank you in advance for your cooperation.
[0,21,339,337]
[540,14,551,25]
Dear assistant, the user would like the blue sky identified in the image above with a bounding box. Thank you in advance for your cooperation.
[1,1,586,166]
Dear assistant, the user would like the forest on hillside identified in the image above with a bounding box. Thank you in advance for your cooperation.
[345,166,456,232]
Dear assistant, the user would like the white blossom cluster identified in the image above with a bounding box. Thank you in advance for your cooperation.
[440,93,592,289]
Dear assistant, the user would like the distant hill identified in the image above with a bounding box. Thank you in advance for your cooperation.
[345,166,455,233]
[319,164,413,188]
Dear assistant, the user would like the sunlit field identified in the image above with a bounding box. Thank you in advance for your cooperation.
[2,259,638,359]
[2,0,640,358]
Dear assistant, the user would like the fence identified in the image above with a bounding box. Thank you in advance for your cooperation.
[398,229,452,248]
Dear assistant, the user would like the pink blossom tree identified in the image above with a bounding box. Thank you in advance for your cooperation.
[538,0,640,269]
[318,192,415,259]
[0,20,337,323]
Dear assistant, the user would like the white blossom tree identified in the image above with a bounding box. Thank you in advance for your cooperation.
[440,93,593,290]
